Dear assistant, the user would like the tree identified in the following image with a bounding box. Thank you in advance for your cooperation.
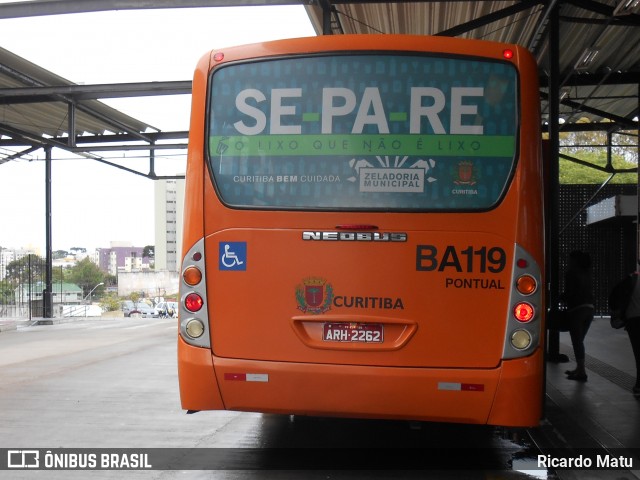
[143,245,155,260]
[559,128,638,185]
[67,258,105,299]
[0,280,14,305]
[559,150,637,185]
[4,255,45,285]
[100,292,121,312]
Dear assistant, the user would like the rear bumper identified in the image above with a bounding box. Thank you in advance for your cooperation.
[179,338,543,426]
[178,336,224,411]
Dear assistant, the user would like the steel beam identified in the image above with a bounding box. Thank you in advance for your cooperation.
[0,0,303,19]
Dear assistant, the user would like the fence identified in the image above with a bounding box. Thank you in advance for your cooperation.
[0,254,47,319]
[557,184,637,315]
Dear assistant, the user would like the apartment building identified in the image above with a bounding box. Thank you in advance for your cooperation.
[154,179,184,273]
[96,242,150,276]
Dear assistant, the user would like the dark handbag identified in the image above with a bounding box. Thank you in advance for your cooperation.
[548,307,570,332]
[609,273,637,329]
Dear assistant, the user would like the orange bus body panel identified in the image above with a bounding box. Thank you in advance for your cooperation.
[182,53,209,252]
[487,349,545,426]
[177,337,224,411]
[179,34,545,427]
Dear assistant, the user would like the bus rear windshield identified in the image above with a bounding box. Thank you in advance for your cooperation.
[207,53,518,211]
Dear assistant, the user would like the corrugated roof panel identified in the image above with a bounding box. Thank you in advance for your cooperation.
[305,0,639,130]
[0,46,154,142]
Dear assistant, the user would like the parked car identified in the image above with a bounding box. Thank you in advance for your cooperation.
[122,300,135,317]
[154,301,178,318]
[129,302,155,318]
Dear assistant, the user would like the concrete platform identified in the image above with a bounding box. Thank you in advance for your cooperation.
[541,316,640,478]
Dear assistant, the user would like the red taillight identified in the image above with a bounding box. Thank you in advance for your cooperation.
[503,49,514,59]
[514,302,534,322]
[213,52,224,62]
[185,293,204,312]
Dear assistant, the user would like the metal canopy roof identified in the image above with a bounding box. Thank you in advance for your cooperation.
[0,46,154,140]
[0,0,638,171]
[0,42,191,175]
[305,0,640,131]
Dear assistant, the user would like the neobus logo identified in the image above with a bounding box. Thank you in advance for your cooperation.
[302,231,407,242]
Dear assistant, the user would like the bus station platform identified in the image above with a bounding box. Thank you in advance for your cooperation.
[1,313,639,476]
[539,316,640,477]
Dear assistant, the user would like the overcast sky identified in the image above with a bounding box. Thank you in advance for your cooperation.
[0,5,315,253]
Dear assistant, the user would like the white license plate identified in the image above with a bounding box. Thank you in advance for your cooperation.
[322,323,384,343]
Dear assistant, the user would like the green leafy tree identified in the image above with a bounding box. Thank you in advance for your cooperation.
[559,129,637,184]
[67,258,105,299]
[0,280,14,305]
[559,150,637,185]
[103,273,117,288]
[52,265,69,284]
[4,255,45,284]
[100,292,121,312]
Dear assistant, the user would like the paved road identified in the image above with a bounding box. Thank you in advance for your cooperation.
[0,317,554,479]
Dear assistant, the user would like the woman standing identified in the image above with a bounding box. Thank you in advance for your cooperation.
[562,250,595,382]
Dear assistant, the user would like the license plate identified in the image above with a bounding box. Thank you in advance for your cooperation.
[322,323,384,343]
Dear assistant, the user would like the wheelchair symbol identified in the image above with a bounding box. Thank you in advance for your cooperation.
[219,242,247,271]
[221,244,244,268]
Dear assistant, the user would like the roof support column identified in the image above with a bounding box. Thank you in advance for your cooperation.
[67,102,76,148]
[44,145,53,318]
[149,143,156,178]
[546,1,562,360]
[317,0,332,35]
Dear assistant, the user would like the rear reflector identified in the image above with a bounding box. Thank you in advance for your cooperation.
[438,382,485,392]
[224,373,269,382]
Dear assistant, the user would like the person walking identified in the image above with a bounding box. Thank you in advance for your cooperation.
[561,250,595,382]
[609,271,640,396]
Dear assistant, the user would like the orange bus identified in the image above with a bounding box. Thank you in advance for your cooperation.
[178,34,544,427]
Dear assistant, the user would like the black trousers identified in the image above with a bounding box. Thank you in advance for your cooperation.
[567,306,594,362]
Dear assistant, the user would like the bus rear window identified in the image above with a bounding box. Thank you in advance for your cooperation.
[207,54,518,211]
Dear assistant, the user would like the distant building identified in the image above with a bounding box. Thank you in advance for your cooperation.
[0,246,40,280]
[96,242,150,276]
[15,281,82,305]
[154,179,184,273]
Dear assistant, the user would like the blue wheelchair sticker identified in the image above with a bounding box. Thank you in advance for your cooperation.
[219,242,247,271]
